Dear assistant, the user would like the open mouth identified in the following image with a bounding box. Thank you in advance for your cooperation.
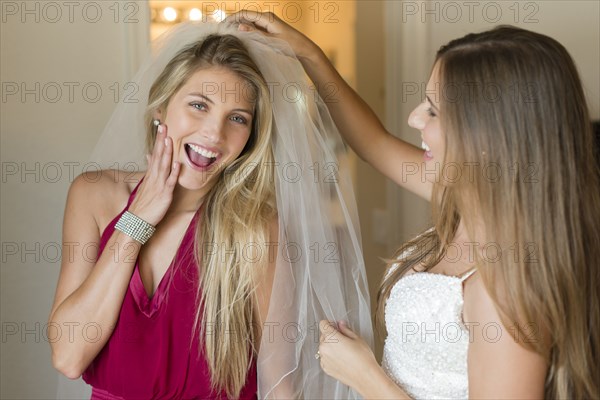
[421,140,433,160]
[185,143,219,169]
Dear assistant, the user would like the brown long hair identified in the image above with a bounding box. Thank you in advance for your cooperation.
[146,34,276,398]
[377,26,600,398]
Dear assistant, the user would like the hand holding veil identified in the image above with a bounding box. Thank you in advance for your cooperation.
[89,21,373,399]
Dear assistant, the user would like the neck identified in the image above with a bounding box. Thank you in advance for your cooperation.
[166,182,211,215]
[456,217,486,242]
[454,219,469,241]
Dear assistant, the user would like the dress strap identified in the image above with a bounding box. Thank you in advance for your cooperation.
[459,267,477,282]
[126,176,145,207]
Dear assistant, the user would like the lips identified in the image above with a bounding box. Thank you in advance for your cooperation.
[422,140,433,161]
[184,143,220,170]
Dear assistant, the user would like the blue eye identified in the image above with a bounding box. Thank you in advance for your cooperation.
[190,102,207,111]
[230,115,248,125]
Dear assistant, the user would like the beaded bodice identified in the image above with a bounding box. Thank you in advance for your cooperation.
[382,269,475,399]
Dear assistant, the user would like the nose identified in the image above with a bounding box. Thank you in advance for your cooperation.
[200,116,225,143]
[408,103,427,130]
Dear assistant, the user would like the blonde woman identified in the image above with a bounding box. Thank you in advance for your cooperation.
[48,22,372,399]
[229,13,600,399]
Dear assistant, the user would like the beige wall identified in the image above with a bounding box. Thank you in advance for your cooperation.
[354,0,389,360]
[1,2,149,398]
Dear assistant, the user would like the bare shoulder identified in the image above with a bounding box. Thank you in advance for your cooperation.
[68,169,145,235]
[462,274,547,397]
[49,170,145,321]
[462,273,493,320]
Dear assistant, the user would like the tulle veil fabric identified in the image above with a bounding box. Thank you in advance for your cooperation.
[87,21,373,399]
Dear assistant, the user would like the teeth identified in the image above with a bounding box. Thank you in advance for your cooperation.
[188,144,217,159]
[421,141,431,152]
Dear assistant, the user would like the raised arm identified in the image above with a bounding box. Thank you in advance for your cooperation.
[48,125,179,378]
[227,12,432,201]
[47,171,143,378]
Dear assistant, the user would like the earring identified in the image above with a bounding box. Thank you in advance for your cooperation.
[152,119,161,135]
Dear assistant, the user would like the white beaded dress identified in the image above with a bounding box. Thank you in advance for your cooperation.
[382,262,477,399]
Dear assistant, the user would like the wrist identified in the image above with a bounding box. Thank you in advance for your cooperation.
[295,40,325,66]
[115,210,156,245]
[359,359,406,399]
[354,357,381,396]
[127,203,159,227]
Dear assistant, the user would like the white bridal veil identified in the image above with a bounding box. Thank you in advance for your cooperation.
[87,21,373,399]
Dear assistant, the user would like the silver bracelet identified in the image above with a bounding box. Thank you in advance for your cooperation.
[114,211,156,245]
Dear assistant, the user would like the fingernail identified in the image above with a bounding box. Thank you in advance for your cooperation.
[157,125,163,134]
[164,137,169,146]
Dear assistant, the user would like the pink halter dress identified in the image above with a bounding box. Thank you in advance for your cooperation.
[82,178,258,399]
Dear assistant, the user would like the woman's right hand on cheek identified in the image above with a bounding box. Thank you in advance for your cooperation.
[224,11,319,61]
[128,123,180,227]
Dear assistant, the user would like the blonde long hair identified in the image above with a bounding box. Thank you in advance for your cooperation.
[146,34,276,398]
[377,26,600,398]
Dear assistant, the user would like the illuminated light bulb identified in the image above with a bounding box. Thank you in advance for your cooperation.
[163,7,178,22]
[188,8,202,21]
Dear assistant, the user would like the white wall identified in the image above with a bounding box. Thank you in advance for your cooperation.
[0,1,149,398]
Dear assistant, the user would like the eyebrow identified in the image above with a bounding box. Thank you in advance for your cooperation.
[187,92,254,116]
[426,95,440,113]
